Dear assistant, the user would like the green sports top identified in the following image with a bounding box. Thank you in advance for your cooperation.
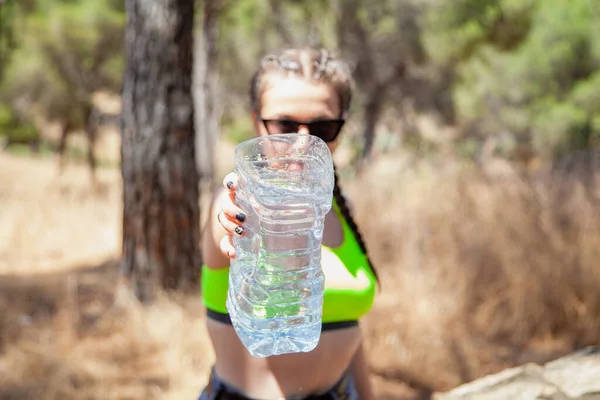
[201,199,377,324]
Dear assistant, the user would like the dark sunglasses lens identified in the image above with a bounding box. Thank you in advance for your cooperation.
[311,121,343,142]
[266,120,300,134]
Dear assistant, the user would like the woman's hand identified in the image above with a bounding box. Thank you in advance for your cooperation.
[217,172,247,259]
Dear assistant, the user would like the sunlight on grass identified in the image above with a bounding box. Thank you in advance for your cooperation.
[1,149,600,397]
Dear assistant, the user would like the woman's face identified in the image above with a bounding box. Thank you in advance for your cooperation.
[254,76,343,154]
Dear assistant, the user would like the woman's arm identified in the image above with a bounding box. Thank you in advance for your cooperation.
[349,339,375,400]
[201,187,231,269]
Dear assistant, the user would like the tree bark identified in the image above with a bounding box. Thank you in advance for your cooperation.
[268,0,294,46]
[121,0,201,302]
[194,0,221,190]
[362,90,383,160]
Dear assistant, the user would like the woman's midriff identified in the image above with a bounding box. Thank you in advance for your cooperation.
[206,318,362,399]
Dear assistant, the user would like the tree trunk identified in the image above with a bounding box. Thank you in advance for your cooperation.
[121,0,201,302]
[362,90,383,161]
[194,0,221,191]
[268,0,294,46]
[362,65,406,161]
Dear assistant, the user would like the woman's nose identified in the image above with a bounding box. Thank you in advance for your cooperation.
[297,125,310,135]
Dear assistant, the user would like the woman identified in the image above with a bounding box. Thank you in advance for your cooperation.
[200,47,379,400]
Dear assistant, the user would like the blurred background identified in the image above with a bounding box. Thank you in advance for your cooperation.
[1,0,599,399]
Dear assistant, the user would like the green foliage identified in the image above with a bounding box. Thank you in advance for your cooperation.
[424,0,536,63]
[222,117,255,144]
[0,0,124,131]
[0,104,39,144]
[0,0,20,78]
[1,0,598,164]
[428,0,600,159]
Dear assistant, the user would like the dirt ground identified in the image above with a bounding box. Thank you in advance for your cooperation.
[2,143,600,399]
[0,150,424,399]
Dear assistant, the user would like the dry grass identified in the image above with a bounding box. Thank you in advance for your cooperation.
[0,152,122,274]
[0,263,213,400]
[2,146,600,399]
[351,151,600,392]
[0,152,214,399]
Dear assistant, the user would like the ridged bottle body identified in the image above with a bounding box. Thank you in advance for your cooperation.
[227,134,334,358]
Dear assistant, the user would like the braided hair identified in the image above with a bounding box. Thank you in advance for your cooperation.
[249,47,353,115]
[333,168,379,284]
[249,47,379,284]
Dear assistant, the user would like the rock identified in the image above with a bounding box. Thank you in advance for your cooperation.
[433,364,567,400]
[542,347,600,398]
[434,346,600,400]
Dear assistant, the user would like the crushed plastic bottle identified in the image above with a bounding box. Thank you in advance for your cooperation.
[226,133,335,358]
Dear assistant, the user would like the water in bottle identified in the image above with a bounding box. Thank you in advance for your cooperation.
[226,133,335,358]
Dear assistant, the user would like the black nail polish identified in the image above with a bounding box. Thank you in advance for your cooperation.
[235,226,244,235]
[235,213,246,222]
[226,181,234,189]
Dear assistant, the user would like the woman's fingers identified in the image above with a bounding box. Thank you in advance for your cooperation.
[217,209,246,236]
[223,172,238,191]
[219,193,247,227]
[220,171,246,226]
[220,234,236,258]
[219,171,243,258]
[217,172,246,258]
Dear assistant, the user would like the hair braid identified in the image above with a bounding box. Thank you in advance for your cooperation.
[333,168,380,284]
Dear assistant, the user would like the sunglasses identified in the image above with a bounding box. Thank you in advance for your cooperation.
[260,118,345,143]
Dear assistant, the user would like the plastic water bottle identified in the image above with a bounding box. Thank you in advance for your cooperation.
[226,133,335,358]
